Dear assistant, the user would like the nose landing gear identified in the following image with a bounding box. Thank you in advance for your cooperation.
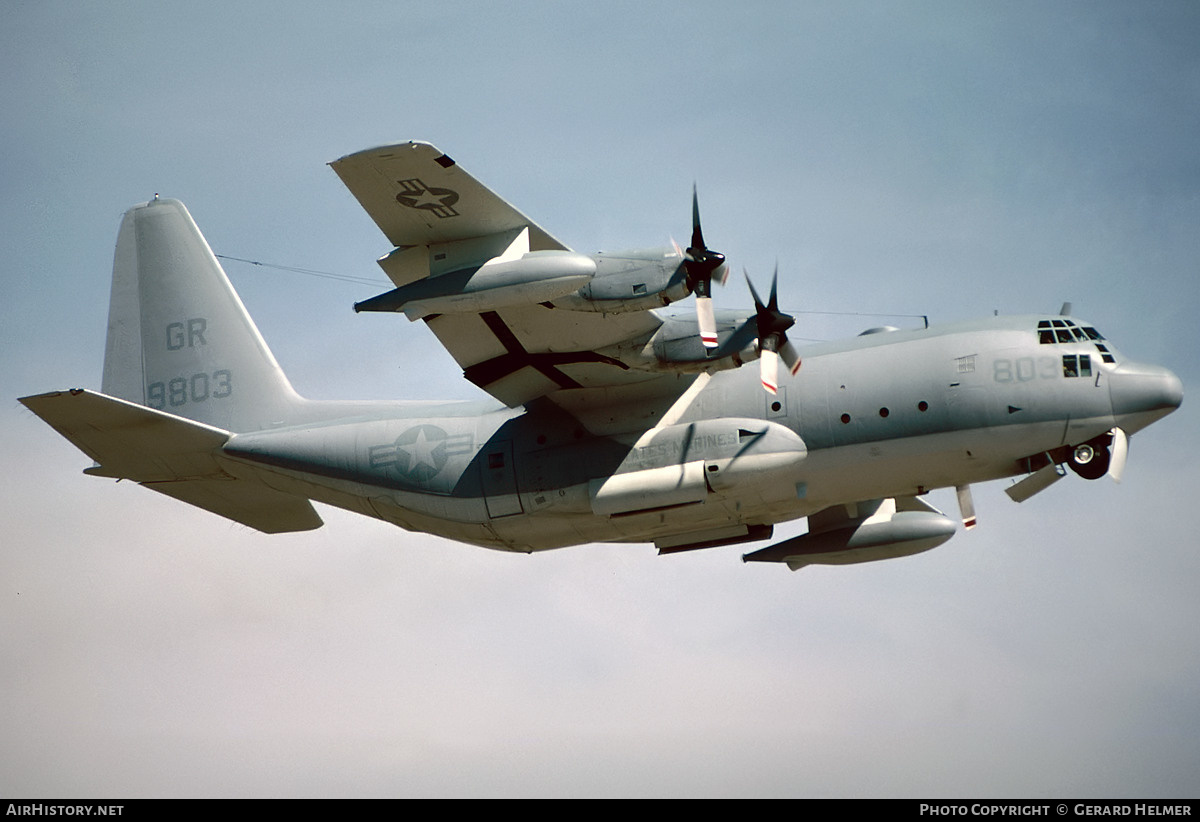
[1066,429,1127,481]
[1010,428,1131,503]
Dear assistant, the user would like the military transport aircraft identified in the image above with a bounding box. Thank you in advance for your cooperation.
[20,142,1183,570]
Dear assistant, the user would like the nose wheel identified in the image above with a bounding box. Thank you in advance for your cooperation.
[1067,433,1112,480]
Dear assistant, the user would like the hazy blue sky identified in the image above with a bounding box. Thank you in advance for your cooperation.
[3,0,1198,797]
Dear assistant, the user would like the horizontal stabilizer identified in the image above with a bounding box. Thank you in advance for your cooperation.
[144,478,322,534]
[21,389,230,481]
[19,389,321,533]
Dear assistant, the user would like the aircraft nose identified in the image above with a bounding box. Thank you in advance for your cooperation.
[1108,361,1183,432]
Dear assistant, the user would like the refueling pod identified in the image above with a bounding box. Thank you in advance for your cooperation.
[744,497,957,571]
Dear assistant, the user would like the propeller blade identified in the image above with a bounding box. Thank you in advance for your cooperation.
[1108,426,1129,483]
[744,268,765,309]
[691,185,705,250]
[780,340,802,376]
[956,484,978,530]
[684,186,727,348]
[760,346,780,394]
[697,295,718,349]
[711,316,759,361]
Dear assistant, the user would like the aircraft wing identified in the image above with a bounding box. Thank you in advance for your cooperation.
[331,142,713,422]
[330,141,569,261]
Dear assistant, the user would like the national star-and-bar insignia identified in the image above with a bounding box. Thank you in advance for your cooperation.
[394,178,460,218]
[368,425,473,483]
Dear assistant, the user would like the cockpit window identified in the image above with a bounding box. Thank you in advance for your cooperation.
[1062,354,1092,378]
[1036,321,1114,362]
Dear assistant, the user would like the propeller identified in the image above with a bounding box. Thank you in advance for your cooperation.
[684,186,729,349]
[745,265,801,394]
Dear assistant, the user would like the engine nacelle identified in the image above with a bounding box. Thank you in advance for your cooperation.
[549,247,690,313]
[644,312,759,372]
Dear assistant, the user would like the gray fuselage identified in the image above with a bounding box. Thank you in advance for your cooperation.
[219,313,1179,552]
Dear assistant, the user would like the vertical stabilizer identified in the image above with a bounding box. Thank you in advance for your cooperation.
[102,198,303,432]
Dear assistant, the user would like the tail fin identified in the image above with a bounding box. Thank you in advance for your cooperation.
[102,197,303,432]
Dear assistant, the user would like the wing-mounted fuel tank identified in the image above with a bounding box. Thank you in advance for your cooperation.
[357,249,598,317]
[743,497,957,571]
[355,226,693,319]
[356,227,597,318]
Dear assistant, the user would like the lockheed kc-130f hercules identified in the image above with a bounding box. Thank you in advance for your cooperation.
[20,142,1182,571]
